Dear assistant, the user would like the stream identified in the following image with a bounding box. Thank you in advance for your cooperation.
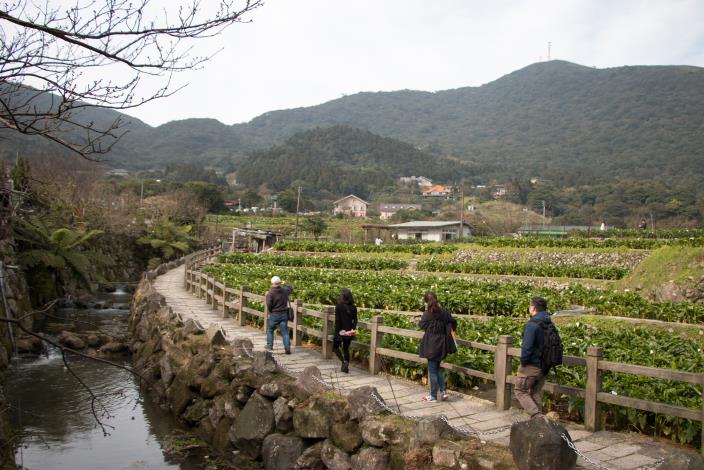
[3,289,199,470]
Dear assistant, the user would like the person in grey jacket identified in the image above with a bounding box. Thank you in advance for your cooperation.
[514,297,551,417]
[265,275,292,354]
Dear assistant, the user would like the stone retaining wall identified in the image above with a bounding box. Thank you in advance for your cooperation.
[129,272,517,470]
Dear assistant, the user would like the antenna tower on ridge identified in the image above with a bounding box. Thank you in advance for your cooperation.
[547,41,552,60]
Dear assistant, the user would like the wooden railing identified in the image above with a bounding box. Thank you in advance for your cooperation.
[183,261,704,453]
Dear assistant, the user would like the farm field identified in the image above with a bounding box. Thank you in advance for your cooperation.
[204,236,704,448]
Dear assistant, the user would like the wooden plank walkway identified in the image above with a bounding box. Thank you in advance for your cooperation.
[153,265,691,470]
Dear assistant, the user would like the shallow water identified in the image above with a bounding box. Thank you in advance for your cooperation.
[4,292,193,470]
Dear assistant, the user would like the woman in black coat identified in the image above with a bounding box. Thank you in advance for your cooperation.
[419,291,457,401]
[333,288,358,373]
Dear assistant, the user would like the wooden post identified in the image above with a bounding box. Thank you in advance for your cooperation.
[211,277,217,310]
[207,276,214,306]
[494,335,513,411]
[585,346,603,432]
[198,274,205,299]
[238,286,247,327]
[369,315,384,374]
[322,306,334,359]
[293,300,303,347]
[222,287,228,318]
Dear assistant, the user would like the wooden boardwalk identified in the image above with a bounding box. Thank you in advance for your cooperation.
[153,265,691,470]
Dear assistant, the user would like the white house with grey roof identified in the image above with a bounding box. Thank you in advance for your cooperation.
[388,220,471,241]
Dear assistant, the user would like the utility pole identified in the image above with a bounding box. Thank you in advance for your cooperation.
[542,200,546,228]
[458,188,464,239]
[139,180,144,205]
[294,186,301,239]
[547,41,552,60]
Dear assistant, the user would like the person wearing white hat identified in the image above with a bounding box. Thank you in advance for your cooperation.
[265,275,293,354]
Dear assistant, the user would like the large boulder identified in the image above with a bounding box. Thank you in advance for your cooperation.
[253,350,278,374]
[259,381,285,399]
[273,397,293,432]
[166,375,196,415]
[320,440,351,470]
[347,386,387,420]
[182,399,212,425]
[205,323,229,346]
[99,341,128,354]
[293,441,326,470]
[359,415,414,449]
[230,392,275,458]
[232,337,254,358]
[293,366,328,400]
[331,421,363,453]
[351,447,389,470]
[59,331,86,350]
[509,416,577,470]
[413,416,461,446]
[431,440,479,469]
[262,434,305,470]
[200,375,228,399]
[293,394,349,439]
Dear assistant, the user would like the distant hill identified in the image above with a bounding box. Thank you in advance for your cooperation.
[5,61,704,191]
[230,61,704,187]
[235,125,471,199]
[0,83,149,160]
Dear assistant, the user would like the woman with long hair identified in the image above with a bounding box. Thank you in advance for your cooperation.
[333,288,358,373]
[419,291,457,401]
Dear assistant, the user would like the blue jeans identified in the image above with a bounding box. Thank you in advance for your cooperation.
[267,312,291,351]
[427,360,446,399]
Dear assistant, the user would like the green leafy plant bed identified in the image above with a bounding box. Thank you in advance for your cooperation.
[471,237,704,249]
[205,264,704,323]
[417,259,628,280]
[571,228,704,240]
[219,252,407,270]
[378,315,703,447]
[274,240,455,255]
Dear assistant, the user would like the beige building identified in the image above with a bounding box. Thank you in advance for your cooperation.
[333,195,369,217]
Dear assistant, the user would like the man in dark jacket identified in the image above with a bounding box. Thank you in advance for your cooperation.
[265,275,292,354]
[514,297,551,417]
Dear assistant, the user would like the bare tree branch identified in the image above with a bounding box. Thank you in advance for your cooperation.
[0,0,263,158]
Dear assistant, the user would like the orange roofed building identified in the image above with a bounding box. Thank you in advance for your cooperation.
[421,184,452,198]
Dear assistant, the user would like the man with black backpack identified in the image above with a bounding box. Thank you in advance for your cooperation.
[514,297,563,418]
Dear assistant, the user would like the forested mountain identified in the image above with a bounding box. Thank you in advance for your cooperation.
[0,83,149,160]
[5,61,704,192]
[231,61,704,187]
[235,126,470,199]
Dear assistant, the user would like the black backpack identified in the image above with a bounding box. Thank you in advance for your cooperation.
[531,318,563,374]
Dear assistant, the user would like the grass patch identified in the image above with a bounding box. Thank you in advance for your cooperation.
[617,246,704,297]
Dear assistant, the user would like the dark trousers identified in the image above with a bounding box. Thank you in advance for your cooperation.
[333,336,352,363]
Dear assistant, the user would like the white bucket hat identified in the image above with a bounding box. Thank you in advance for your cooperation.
[271,276,282,286]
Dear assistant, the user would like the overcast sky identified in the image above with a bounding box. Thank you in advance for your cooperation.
[127,0,704,127]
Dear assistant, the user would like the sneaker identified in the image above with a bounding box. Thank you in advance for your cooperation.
[441,391,449,401]
[421,395,437,402]
[265,345,273,351]
[285,350,291,355]
[341,361,349,373]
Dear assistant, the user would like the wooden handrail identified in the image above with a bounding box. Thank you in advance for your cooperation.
[183,261,704,453]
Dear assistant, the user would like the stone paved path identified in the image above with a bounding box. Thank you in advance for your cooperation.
[154,265,696,470]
